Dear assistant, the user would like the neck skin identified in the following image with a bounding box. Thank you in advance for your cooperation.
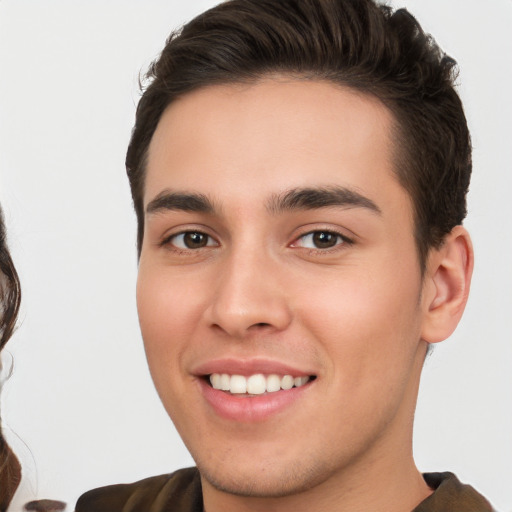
[201,342,432,512]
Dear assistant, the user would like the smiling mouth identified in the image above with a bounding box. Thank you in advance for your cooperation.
[208,373,316,395]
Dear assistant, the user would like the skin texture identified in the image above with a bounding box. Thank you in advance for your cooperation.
[137,79,473,512]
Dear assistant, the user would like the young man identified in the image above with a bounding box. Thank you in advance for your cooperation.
[77,0,493,510]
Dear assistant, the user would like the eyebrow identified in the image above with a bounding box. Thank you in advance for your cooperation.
[146,191,216,215]
[145,185,381,217]
[267,186,381,215]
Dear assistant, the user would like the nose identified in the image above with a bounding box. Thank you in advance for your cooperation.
[205,249,293,339]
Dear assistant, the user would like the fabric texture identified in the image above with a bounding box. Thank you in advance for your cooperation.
[75,467,493,512]
[414,472,494,512]
[75,468,202,512]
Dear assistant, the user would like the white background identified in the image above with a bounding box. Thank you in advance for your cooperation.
[0,1,511,510]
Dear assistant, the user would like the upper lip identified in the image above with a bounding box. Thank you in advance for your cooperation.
[192,358,316,377]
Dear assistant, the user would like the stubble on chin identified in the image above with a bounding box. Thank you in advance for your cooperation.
[197,456,339,499]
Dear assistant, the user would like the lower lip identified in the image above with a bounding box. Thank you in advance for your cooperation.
[198,378,312,423]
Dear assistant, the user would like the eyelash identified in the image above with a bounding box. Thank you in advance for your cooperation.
[160,231,218,251]
[160,228,353,254]
[291,229,353,253]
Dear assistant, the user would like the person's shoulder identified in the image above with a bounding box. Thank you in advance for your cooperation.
[75,467,202,512]
[414,472,495,512]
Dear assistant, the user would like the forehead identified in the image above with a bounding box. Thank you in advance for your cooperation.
[145,79,407,216]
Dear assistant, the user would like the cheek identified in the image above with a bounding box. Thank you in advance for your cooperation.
[295,257,423,385]
[136,269,202,379]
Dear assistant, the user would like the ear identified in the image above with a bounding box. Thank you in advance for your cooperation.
[421,226,474,344]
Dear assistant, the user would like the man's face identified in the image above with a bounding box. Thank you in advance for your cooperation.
[137,79,431,497]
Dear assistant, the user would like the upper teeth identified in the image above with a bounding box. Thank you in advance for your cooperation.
[209,373,310,395]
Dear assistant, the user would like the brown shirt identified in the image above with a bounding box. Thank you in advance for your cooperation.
[75,467,494,512]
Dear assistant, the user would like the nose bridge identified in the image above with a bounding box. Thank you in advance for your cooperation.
[207,240,292,337]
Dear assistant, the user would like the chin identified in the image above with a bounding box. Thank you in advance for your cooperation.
[196,456,335,498]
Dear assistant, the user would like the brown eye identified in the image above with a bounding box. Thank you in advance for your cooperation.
[296,231,346,249]
[312,231,338,248]
[183,232,208,248]
[169,231,216,249]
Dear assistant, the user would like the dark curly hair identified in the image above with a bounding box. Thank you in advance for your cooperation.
[0,205,21,511]
[0,209,20,351]
[126,0,471,269]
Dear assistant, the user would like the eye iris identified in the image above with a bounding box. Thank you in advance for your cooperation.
[312,231,338,248]
[184,232,208,248]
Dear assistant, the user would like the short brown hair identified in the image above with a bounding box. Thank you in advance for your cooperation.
[126,0,471,268]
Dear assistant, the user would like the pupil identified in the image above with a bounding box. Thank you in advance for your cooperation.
[313,231,336,248]
[185,232,207,248]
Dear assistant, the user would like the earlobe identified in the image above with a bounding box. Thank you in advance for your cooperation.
[421,226,474,344]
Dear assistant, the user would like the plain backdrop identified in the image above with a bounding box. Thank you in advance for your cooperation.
[0,1,511,510]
